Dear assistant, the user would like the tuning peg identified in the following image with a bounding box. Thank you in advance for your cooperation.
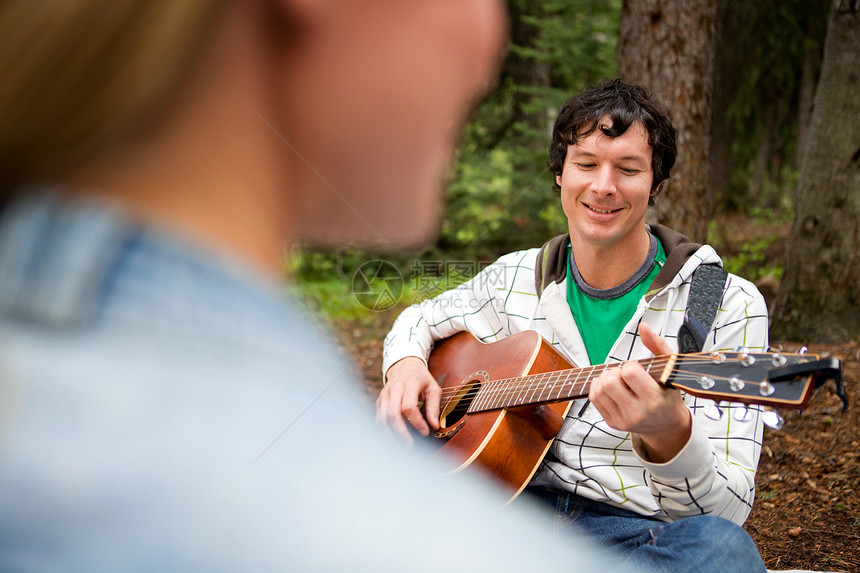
[739,349,756,367]
[770,353,787,367]
[703,401,724,421]
[797,346,808,355]
[732,405,755,423]
[710,351,726,365]
[729,376,745,391]
[699,376,716,390]
[759,380,775,396]
[762,409,785,430]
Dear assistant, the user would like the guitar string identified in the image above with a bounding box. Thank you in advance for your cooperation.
[444,369,789,416]
[434,356,797,408]
[434,356,737,400]
[464,371,770,402]
[434,352,775,392]
[438,368,779,400]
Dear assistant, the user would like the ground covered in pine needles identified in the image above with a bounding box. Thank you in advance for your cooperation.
[746,340,859,572]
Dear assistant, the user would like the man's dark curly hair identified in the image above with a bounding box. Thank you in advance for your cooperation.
[547,78,676,204]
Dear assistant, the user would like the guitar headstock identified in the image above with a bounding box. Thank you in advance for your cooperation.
[665,350,844,412]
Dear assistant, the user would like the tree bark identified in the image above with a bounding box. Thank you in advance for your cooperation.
[771,0,860,343]
[617,0,717,243]
[708,0,740,212]
[793,40,820,173]
[749,101,776,206]
[508,0,552,143]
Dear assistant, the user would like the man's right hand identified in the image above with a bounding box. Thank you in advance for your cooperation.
[376,356,442,446]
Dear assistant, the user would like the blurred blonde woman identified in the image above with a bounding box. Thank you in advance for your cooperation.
[0,1,616,571]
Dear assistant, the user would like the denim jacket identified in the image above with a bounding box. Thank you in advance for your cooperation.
[0,191,613,571]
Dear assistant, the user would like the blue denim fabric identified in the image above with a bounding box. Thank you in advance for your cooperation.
[0,192,618,572]
[528,487,767,573]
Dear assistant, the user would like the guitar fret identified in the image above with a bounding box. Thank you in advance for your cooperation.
[568,367,582,401]
[517,377,529,406]
[573,366,586,400]
[474,378,491,412]
[500,378,515,408]
[485,378,502,410]
[526,373,541,404]
[560,370,572,401]
[534,372,547,406]
[560,371,569,401]
[543,372,556,402]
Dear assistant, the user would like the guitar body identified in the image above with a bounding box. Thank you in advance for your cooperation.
[427,331,575,502]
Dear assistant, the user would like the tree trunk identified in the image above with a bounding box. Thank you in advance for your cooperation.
[708,0,740,212]
[509,0,552,143]
[749,101,776,206]
[793,40,820,173]
[771,0,860,343]
[617,0,717,243]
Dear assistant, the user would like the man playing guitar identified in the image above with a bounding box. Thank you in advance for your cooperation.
[377,79,769,572]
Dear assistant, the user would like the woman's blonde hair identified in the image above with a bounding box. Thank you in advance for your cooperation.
[0,0,225,198]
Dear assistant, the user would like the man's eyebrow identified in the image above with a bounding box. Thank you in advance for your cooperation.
[567,149,597,158]
[617,155,650,163]
[568,149,650,164]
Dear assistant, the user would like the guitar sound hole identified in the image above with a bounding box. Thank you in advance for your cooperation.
[438,380,481,430]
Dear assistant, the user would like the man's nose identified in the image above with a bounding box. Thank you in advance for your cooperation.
[590,164,616,195]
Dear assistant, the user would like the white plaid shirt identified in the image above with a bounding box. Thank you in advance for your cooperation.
[383,235,769,525]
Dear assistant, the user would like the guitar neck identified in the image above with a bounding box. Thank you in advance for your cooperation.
[468,356,673,413]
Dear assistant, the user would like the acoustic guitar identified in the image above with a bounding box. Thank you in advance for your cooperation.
[426,330,844,502]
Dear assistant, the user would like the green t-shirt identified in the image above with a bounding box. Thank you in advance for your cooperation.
[565,234,666,365]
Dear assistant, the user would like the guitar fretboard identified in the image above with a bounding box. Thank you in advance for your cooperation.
[468,357,661,413]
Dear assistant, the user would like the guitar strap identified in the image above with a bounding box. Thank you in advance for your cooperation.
[677,264,728,353]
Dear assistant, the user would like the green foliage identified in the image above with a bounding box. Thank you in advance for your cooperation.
[440,0,621,258]
[287,244,495,320]
[531,0,620,92]
[288,276,363,322]
[706,206,793,283]
[719,238,783,283]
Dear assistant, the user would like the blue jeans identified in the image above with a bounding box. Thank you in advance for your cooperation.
[526,488,766,573]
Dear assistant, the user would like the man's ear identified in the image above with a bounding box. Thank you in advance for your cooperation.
[556,174,562,187]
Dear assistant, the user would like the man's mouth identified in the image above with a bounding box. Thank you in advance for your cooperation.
[585,204,621,214]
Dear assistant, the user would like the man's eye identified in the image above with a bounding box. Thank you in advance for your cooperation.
[619,167,640,175]
[576,163,596,169]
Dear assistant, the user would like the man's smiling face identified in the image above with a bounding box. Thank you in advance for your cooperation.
[557,118,654,253]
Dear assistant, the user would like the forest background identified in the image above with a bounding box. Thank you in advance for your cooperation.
[290,1,859,570]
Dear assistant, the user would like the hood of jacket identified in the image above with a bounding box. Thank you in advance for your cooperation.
[534,224,720,302]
